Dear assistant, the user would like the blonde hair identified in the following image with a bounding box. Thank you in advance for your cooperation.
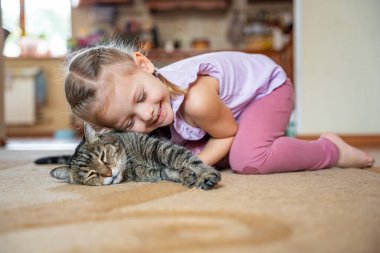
[64,42,185,126]
[154,70,187,97]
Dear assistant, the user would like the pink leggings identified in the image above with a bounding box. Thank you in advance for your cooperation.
[228,79,339,174]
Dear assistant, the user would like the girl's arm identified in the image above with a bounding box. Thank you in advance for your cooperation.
[197,136,235,166]
[180,75,238,165]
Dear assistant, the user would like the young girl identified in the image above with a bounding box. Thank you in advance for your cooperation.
[64,43,374,174]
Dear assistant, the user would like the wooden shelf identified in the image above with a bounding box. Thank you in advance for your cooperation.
[145,0,230,11]
[74,0,132,7]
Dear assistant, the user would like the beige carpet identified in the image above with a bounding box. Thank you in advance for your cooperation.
[0,149,379,253]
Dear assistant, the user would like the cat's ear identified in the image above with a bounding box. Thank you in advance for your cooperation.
[50,165,71,182]
[84,123,99,144]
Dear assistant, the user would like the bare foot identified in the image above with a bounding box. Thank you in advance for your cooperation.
[322,133,375,168]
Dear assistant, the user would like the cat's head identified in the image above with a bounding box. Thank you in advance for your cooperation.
[50,123,125,186]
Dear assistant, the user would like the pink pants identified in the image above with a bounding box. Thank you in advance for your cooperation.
[229,79,339,174]
[186,79,339,174]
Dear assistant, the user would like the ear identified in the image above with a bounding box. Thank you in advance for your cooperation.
[132,52,155,74]
[50,165,71,182]
[84,122,99,144]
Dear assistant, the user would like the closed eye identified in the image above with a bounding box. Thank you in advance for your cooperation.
[125,118,134,130]
[84,170,98,182]
[138,91,146,103]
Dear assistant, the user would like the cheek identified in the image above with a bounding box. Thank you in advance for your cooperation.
[164,103,174,123]
[152,83,169,100]
[132,122,151,133]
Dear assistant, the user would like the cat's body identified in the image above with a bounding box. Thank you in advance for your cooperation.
[50,124,221,190]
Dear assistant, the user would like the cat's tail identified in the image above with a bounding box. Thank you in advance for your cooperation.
[34,155,72,165]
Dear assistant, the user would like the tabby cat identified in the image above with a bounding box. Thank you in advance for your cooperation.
[50,123,221,190]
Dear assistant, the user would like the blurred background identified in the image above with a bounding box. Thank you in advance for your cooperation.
[0,0,379,148]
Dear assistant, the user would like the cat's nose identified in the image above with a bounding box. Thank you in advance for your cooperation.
[104,170,112,177]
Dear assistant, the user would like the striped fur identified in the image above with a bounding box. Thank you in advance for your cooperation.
[50,124,221,190]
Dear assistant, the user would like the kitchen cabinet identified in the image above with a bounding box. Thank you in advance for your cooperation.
[74,0,132,7]
[145,0,230,11]
[4,57,72,137]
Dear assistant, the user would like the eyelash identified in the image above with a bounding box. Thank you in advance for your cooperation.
[123,90,146,130]
[125,119,134,129]
[138,91,146,103]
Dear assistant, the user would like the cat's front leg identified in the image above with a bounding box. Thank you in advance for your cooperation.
[149,137,221,190]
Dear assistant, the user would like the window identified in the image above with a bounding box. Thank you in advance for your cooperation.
[2,0,71,57]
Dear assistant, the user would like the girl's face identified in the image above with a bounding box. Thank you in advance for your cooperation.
[96,63,174,133]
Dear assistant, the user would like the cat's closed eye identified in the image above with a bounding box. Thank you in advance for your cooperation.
[84,170,98,182]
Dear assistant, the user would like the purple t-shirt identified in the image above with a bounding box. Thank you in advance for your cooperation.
[156,51,287,145]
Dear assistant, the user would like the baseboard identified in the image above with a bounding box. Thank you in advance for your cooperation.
[297,135,380,147]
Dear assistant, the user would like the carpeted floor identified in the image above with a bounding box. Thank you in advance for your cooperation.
[0,147,379,253]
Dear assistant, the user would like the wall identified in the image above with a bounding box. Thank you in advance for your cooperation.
[4,58,71,136]
[295,0,380,135]
[0,4,5,144]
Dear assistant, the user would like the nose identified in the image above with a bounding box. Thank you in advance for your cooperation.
[136,103,154,122]
[105,169,112,177]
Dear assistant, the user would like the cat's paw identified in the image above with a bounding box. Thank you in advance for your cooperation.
[181,170,198,188]
[196,170,221,190]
